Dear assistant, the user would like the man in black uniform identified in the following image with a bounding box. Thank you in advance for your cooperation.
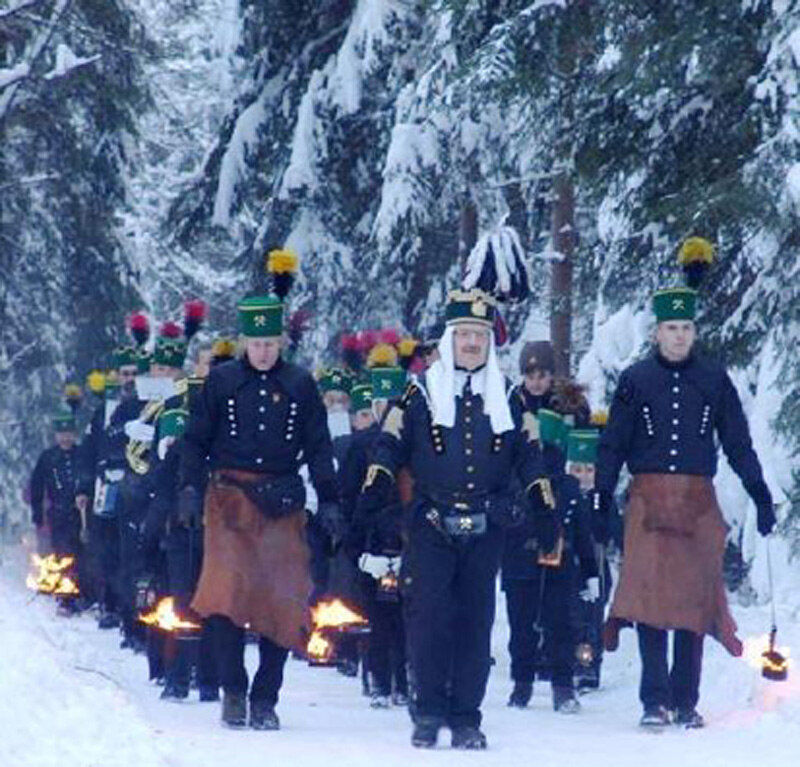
[358,288,547,750]
[77,346,140,629]
[31,410,85,559]
[598,286,776,729]
[180,294,338,731]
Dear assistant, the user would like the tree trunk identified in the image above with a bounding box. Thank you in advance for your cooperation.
[458,196,478,276]
[550,173,574,377]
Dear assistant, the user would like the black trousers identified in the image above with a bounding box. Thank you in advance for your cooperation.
[504,568,576,689]
[637,623,704,710]
[210,615,288,705]
[164,528,217,691]
[93,515,120,615]
[365,583,407,696]
[405,518,503,728]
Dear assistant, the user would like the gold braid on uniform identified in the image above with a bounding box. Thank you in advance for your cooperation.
[526,477,556,510]
[362,464,394,491]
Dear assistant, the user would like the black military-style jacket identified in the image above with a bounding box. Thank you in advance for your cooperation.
[78,391,143,494]
[597,352,769,501]
[502,472,598,583]
[370,372,544,501]
[30,445,80,525]
[180,357,337,501]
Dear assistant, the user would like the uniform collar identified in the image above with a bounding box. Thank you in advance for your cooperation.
[655,350,695,371]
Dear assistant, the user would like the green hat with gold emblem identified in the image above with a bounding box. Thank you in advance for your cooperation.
[158,408,189,439]
[349,383,373,413]
[537,409,568,449]
[445,288,498,328]
[112,344,138,369]
[652,287,698,323]
[567,429,599,465]
[370,367,406,400]
[153,338,187,369]
[52,408,77,432]
[135,347,152,373]
[237,295,284,338]
[318,367,354,394]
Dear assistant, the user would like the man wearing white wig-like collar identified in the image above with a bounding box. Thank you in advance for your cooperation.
[358,288,550,750]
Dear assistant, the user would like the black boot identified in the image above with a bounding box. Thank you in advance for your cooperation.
[674,708,705,729]
[250,700,280,730]
[553,685,581,714]
[199,685,220,702]
[411,717,441,749]
[451,725,488,750]
[640,705,671,729]
[221,692,247,728]
[507,681,533,708]
[160,682,189,701]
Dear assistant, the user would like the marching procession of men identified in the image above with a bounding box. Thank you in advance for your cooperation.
[25,242,776,749]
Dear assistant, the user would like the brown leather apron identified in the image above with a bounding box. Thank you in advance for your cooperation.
[609,474,742,656]
[191,469,312,651]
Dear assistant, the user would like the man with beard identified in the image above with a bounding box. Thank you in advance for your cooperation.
[358,288,547,750]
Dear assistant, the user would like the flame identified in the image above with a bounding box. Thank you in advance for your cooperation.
[307,630,334,662]
[742,634,791,671]
[26,554,80,595]
[139,597,200,632]
[306,599,368,662]
[310,598,367,630]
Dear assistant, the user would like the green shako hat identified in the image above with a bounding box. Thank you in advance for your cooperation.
[318,367,354,394]
[370,367,406,400]
[153,338,187,369]
[537,408,569,450]
[237,295,284,338]
[445,288,498,328]
[111,344,138,369]
[567,429,599,465]
[652,287,698,322]
[52,408,77,432]
[349,383,373,413]
[158,408,189,439]
[136,347,152,373]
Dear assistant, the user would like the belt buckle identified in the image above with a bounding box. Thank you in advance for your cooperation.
[457,515,474,532]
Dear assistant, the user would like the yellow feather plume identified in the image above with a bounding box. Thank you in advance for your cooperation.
[678,237,714,266]
[267,248,299,275]
[211,338,237,358]
[398,338,418,358]
[590,410,609,427]
[367,343,398,369]
[86,370,106,394]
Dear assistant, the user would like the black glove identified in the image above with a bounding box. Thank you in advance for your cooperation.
[317,501,344,542]
[177,485,204,528]
[748,481,775,537]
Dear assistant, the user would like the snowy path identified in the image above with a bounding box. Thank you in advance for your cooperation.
[3,547,799,767]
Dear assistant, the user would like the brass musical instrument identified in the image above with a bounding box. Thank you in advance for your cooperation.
[125,378,188,475]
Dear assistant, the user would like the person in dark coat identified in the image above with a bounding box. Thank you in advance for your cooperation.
[344,381,409,709]
[77,347,140,629]
[566,426,620,693]
[358,289,547,750]
[597,286,776,729]
[502,409,599,714]
[180,293,339,731]
[31,411,84,559]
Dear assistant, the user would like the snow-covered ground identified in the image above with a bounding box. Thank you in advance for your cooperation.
[3,543,799,767]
